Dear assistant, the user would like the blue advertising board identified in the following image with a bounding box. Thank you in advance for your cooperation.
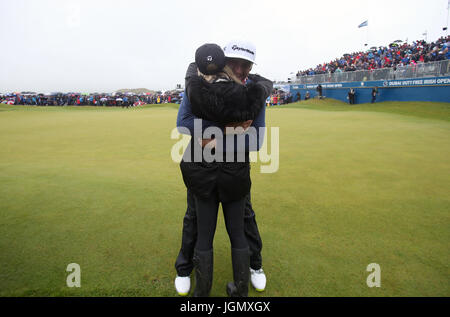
[290,76,450,103]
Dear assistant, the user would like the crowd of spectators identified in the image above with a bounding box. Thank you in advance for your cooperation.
[0,91,183,107]
[296,36,450,78]
[266,88,296,106]
[5,37,448,107]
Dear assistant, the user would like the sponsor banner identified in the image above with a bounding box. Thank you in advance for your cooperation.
[274,84,291,92]
[383,77,450,87]
[291,76,450,89]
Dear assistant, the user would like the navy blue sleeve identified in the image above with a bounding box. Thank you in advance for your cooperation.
[176,90,218,135]
[251,103,266,151]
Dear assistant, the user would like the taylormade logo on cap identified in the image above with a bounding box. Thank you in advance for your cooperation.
[231,45,255,56]
[223,40,256,64]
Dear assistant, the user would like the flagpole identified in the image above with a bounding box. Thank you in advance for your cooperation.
[447,0,449,37]
[366,23,369,48]
[358,20,369,51]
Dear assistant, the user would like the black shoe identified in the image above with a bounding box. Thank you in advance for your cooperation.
[226,247,250,297]
[193,249,213,297]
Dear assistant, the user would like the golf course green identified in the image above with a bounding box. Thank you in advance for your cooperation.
[0,100,449,297]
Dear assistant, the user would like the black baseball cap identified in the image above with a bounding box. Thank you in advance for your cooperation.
[195,43,226,75]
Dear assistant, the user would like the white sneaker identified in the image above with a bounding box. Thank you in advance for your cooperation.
[174,275,190,296]
[250,268,266,292]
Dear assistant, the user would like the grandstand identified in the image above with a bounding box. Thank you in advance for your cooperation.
[282,37,450,104]
[296,37,449,78]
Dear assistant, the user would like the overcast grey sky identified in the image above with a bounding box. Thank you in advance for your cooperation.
[0,0,448,93]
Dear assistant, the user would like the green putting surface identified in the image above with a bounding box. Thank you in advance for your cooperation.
[0,101,448,296]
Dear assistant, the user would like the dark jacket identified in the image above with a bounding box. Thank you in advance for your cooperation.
[180,158,251,202]
[186,74,267,125]
[180,63,271,202]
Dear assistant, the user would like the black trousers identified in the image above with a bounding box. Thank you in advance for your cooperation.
[195,194,247,251]
[175,190,263,276]
[350,95,355,104]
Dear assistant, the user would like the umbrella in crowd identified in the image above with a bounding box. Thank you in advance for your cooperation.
[133,100,145,106]
[0,89,184,106]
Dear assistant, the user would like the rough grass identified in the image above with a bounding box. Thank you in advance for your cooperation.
[0,101,449,297]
